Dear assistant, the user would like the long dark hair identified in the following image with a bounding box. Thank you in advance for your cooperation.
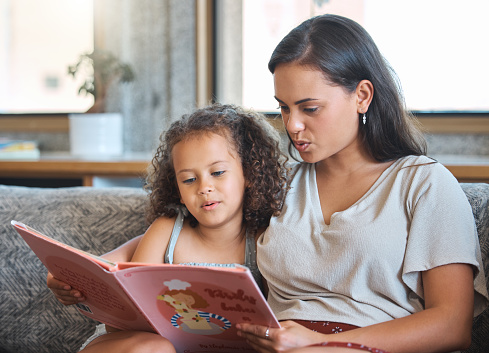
[268,14,426,162]
[145,103,288,233]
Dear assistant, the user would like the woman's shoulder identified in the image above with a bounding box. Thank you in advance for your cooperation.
[396,154,436,167]
[393,155,453,180]
[391,155,463,196]
[285,161,312,181]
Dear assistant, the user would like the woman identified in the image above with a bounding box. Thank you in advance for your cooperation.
[236,14,488,353]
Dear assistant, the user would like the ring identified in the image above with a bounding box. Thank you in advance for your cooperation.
[265,327,270,339]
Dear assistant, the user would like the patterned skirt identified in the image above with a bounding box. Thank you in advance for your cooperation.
[293,320,389,353]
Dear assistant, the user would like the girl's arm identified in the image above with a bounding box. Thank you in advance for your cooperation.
[130,216,174,263]
[237,263,475,353]
[46,234,143,305]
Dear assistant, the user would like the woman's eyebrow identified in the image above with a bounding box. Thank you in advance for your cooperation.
[274,96,319,105]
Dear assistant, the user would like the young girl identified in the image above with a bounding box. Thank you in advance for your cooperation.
[49,103,288,353]
[236,14,488,353]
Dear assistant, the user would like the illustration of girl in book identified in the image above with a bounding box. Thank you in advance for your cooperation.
[157,279,231,335]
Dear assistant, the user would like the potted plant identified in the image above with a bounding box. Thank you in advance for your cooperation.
[67,49,135,158]
[68,49,135,113]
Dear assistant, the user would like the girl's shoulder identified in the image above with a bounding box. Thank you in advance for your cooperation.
[131,215,179,263]
[148,214,180,232]
[140,214,182,250]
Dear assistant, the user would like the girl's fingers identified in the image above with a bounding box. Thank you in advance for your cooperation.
[47,272,85,305]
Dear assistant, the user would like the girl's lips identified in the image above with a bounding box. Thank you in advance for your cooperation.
[201,201,220,211]
[293,140,310,152]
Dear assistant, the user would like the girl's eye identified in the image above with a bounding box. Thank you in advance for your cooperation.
[182,178,196,184]
[212,171,225,177]
[304,107,318,113]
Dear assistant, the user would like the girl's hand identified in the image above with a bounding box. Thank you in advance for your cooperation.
[237,320,324,353]
[46,272,85,305]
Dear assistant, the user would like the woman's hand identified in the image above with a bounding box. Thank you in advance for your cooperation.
[237,320,324,353]
[46,271,85,305]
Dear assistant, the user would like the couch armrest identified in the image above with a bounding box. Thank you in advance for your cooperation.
[0,185,148,353]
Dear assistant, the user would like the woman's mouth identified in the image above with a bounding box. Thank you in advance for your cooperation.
[293,140,310,152]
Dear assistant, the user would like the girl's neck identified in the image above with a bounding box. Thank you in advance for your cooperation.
[195,222,246,249]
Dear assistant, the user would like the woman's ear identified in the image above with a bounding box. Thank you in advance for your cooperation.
[356,80,374,113]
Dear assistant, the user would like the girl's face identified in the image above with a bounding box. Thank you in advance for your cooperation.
[273,62,363,164]
[172,132,246,230]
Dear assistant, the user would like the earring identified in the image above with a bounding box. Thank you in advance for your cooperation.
[362,113,367,125]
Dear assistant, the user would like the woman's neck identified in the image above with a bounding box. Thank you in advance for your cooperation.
[315,144,378,179]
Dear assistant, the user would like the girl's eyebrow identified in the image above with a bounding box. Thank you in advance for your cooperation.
[176,160,229,175]
[274,96,319,105]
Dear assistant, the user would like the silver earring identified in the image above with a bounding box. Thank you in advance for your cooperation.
[362,113,367,125]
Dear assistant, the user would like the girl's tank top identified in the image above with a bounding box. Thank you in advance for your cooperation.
[163,210,263,291]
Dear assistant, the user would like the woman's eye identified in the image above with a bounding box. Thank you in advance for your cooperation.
[182,178,195,184]
[304,107,318,113]
[212,171,225,177]
[278,105,290,113]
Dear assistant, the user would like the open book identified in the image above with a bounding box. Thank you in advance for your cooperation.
[12,220,280,353]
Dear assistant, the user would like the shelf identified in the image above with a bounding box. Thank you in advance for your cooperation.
[0,152,151,186]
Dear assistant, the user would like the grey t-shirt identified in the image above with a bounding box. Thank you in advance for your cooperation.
[258,155,488,327]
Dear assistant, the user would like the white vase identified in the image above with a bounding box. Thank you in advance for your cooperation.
[69,113,123,158]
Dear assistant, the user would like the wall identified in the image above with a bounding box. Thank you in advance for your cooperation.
[97,0,197,153]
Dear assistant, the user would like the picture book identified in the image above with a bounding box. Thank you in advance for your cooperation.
[11,220,280,353]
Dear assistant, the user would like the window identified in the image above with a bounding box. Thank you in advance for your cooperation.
[218,0,489,113]
[0,0,93,113]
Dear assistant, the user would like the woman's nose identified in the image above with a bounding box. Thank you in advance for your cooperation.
[285,112,305,135]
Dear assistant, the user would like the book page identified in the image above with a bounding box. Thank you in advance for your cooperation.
[12,221,154,332]
[115,264,279,353]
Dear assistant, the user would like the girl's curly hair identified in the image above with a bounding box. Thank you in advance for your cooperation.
[145,103,288,233]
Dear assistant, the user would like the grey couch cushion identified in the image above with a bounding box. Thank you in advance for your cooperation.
[461,183,489,353]
[0,185,148,353]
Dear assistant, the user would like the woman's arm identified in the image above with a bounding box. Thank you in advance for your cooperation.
[237,263,475,353]
[46,235,143,305]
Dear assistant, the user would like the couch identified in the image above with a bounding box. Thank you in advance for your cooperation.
[0,184,488,353]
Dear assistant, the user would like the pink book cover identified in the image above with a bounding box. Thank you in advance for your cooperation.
[11,220,280,353]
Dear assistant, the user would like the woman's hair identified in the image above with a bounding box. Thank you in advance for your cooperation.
[268,14,426,162]
[145,103,288,233]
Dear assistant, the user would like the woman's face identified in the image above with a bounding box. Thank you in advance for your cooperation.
[273,62,362,164]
